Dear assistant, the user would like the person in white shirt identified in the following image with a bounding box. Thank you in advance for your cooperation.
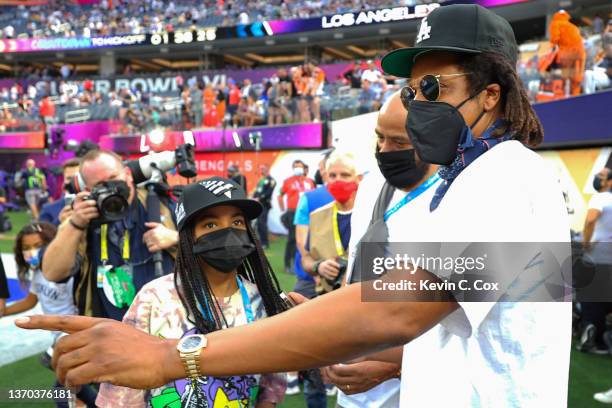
[325,90,439,408]
[576,167,612,355]
[1,222,77,330]
[16,7,574,408]
[361,60,384,85]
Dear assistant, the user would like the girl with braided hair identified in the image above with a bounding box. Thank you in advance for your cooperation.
[97,177,287,408]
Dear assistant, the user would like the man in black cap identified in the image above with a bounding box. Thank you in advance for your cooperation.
[16,6,573,407]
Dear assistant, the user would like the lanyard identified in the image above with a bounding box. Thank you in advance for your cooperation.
[383,173,440,222]
[236,276,255,324]
[100,224,130,265]
[331,204,345,256]
[196,276,255,326]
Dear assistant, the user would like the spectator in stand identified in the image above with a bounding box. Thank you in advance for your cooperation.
[592,13,604,35]
[245,95,264,127]
[22,159,47,220]
[277,68,295,122]
[234,96,249,127]
[180,86,192,128]
[303,62,325,123]
[190,83,204,128]
[175,74,184,93]
[227,80,241,123]
[343,62,364,89]
[267,78,283,125]
[241,78,257,100]
[584,42,612,93]
[60,64,71,79]
[358,79,380,114]
[252,165,276,248]
[361,59,384,85]
[203,82,217,127]
[216,83,226,125]
[39,159,80,227]
[278,160,315,274]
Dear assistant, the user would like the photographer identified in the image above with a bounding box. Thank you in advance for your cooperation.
[39,158,80,226]
[301,152,360,296]
[41,149,178,320]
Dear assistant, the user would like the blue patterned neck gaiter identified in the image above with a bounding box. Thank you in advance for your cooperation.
[430,120,510,211]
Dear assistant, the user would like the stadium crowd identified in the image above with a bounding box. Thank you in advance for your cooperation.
[1,0,434,40]
[1,59,401,134]
[0,4,611,406]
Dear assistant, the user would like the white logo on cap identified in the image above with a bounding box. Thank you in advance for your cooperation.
[175,202,186,225]
[199,179,235,198]
[416,17,431,43]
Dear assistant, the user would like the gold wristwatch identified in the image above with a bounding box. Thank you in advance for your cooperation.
[176,334,207,378]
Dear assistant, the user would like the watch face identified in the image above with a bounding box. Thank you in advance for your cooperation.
[178,334,206,353]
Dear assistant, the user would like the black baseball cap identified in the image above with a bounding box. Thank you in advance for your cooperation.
[381,4,518,78]
[175,176,262,232]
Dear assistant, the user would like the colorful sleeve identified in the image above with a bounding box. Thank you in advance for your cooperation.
[95,285,156,407]
[257,373,287,404]
[293,194,310,226]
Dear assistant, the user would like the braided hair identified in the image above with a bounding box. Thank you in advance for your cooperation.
[174,215,288,334]
[456,52,544,147]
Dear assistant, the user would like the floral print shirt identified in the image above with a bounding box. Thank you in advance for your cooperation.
[96,273,287,408]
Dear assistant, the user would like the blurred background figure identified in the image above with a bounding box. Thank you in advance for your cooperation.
[548,10,587,95]
[252,165,276,248]
[228,163,247,192]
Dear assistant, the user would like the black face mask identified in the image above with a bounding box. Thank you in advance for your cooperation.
[593,176,603,192]
[593,173,611,192]
[375,148,430,190]
[192,228,255,273]
[313,169,323,186]
[406,96,485,166]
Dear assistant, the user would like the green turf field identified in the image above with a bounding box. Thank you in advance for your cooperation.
[0,211,610,407]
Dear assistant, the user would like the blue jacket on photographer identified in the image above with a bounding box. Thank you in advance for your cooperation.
[41,149,179,320]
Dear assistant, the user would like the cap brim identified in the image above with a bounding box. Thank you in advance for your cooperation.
[381,46,482,78]
[179,199,263,232]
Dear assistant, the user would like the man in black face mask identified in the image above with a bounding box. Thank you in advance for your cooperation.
[39,158,80,226]
[323,91,440,408]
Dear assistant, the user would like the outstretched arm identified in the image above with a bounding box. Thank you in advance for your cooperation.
[16,268,457,388]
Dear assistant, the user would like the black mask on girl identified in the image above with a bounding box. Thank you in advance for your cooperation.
[375,147,430,190]
[406,94,486,166]
[192,228,255,273]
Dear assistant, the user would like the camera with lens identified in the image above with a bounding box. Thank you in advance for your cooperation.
[127,143,197,185]
[85,180,131,225]
[318,257,348,295]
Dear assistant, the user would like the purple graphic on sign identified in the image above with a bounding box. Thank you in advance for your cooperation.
[0,131,45,149]
[99,122,323,153]
[187,122,323,151]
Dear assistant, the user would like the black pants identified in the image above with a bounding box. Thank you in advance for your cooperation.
[581,302,612,347]
[257,206,270,247]
[282,210,296,269]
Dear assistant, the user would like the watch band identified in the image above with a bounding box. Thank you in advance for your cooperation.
[179,351,203,378]
[176,334,207,379]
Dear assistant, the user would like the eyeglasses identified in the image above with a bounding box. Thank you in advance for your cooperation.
[400,73,472,109]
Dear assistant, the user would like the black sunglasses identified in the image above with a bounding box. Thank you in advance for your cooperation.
[400,73,472,109]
